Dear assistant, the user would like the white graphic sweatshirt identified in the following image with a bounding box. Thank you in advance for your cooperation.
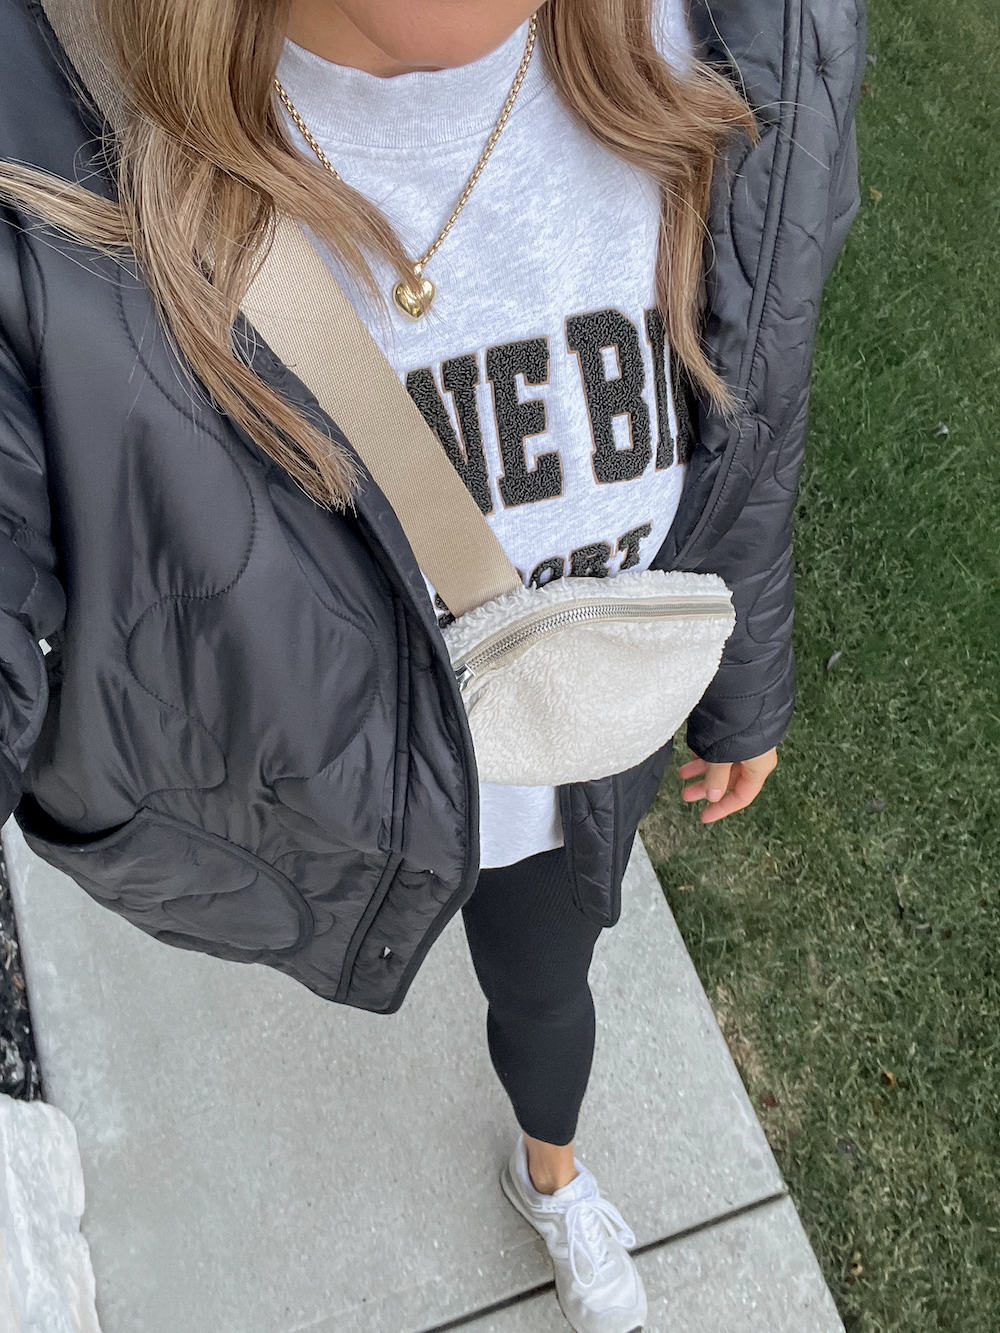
[276,2,696,866]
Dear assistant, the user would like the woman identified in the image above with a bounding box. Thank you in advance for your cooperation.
[0,0,865,1328]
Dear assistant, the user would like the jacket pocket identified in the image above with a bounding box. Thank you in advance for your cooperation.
[14,795,314,959]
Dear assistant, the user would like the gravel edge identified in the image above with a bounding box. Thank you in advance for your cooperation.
[0,844,43,1100]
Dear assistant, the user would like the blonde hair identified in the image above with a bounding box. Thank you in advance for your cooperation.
[0,0,759,510]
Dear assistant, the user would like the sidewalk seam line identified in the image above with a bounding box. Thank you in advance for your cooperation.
[416,1188,791,1332]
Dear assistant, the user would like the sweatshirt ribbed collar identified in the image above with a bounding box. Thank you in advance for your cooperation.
[274,17,551,149]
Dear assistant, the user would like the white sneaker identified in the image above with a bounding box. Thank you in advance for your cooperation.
[499,1134,648,1333]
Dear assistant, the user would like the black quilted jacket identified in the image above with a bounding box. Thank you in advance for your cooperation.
[0,0,866,1011]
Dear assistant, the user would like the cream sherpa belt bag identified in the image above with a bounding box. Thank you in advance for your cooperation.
[43,0,736,786]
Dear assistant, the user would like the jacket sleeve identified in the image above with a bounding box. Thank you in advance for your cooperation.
[0,321,66,825]
[822,115,862,286]
[683,399,806,765]
[684,6,866,765]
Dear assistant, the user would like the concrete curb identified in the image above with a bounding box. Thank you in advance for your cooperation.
[0,1092,101,1333]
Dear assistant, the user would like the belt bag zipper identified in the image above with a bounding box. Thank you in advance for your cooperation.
[453,594,735,689]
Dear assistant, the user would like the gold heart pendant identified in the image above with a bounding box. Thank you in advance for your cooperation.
[393,273,435,320]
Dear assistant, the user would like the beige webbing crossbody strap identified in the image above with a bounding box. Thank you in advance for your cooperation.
[40,0,126,134]
[242,217,522,616]
[39,0,523,619]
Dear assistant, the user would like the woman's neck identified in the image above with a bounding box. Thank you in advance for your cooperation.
[284,1,538,78]
[284,2,443,77]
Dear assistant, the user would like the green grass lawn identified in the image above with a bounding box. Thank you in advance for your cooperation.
[641,1,999,1327]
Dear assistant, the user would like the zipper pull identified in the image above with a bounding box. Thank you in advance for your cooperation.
[454,662,474,691]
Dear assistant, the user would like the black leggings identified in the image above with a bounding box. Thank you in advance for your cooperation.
[460,845,604,1147]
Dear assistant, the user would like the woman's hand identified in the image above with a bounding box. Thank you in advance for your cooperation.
[678,747,778,824]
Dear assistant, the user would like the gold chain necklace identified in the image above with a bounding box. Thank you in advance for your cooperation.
[274,13,538,320]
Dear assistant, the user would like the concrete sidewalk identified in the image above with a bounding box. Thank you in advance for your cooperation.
[2,818,843,1333]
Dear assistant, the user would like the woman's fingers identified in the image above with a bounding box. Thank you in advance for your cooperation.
[679,748,779,823]
[679,759,733,804]
[698,765,764,823]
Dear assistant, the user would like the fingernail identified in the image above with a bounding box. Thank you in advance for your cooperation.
[708,789,724,802]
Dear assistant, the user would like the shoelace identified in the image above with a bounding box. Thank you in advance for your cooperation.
[562,1192,637,1289]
